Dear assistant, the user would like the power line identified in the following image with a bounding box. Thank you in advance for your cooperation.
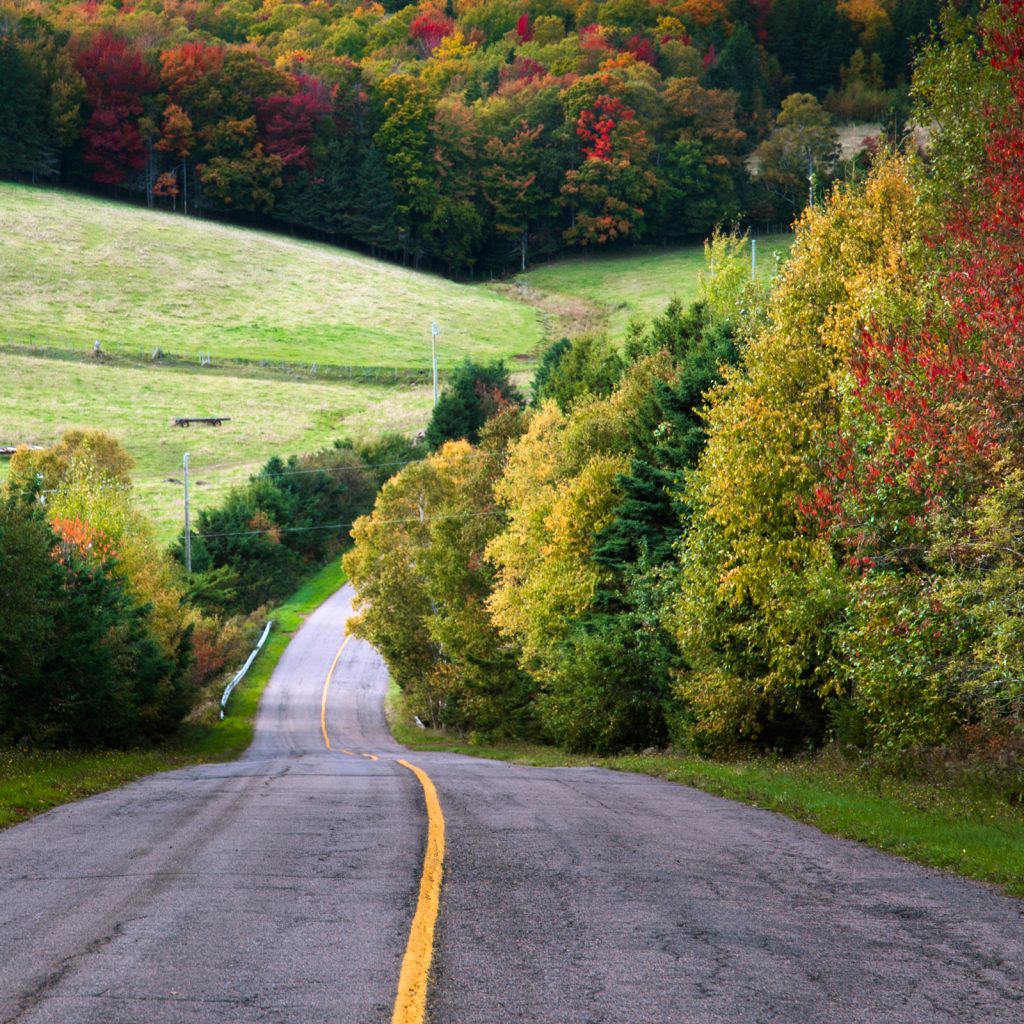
[130,452,496,489]
[195,508,506,541]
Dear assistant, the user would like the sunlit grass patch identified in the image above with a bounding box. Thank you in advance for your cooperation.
[0,352,433,542]
[518,235,794,339]
[0,182,540,367]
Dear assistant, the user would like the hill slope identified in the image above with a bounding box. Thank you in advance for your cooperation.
[0,184,541,368]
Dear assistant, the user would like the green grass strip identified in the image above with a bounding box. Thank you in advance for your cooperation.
[0,560,347,830]
[388,687,1024,898]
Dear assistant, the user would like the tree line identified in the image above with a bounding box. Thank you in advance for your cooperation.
[0,0,947,274]
[344,1,1024,765]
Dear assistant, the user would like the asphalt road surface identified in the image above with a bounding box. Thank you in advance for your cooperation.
[1,584,1022,1024]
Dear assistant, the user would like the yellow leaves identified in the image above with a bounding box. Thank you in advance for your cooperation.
[431,28,477,61]
[672,153,927,715]
[772,152,926,361]
[487,382,639,669]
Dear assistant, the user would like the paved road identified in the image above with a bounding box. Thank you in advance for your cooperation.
[2,584,1022,1023]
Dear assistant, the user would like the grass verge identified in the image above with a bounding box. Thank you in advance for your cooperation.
[388,689,1024,898]
[0,560,347,830]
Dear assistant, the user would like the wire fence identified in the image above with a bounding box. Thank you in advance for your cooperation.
[0,339,440,386]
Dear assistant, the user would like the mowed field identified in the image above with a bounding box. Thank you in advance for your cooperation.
[0,183,541,367]
[0,352,434,541]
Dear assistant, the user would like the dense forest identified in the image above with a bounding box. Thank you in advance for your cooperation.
[344,0,1024,772]
[0,0,954,273]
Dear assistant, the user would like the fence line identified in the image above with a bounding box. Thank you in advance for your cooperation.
[1,340,441,386]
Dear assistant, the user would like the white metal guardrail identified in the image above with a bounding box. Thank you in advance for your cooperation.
[220,621,274,719]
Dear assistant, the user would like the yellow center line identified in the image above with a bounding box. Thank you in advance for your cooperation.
[320,634,444,1020]
[320,634,352,751]
[392,760,445,1024]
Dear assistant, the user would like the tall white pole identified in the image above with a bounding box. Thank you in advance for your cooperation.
[183,451,192,574]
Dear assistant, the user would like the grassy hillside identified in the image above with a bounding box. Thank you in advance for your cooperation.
[0,351,433,540]
[517,235,793,339]
[0,183,541,368]
[0,185,758,541]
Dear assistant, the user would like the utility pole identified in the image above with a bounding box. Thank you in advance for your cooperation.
[182,452,192,573]
[431,321,441,406]
[751,238,757,280]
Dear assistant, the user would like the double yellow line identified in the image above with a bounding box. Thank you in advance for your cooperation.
[320,634,445,1024]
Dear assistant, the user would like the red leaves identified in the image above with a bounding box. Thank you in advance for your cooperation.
[256,75,334,171]
[75,32,157,185]
[626,35,656,65]
[815,1,1024,569]
[410,11,455,56]
[576,95,633,162]
[75,31,156,111]
[160,41,225,99]
[51,517,116,566]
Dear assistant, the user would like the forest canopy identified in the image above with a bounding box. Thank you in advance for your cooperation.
[0,0,952,273]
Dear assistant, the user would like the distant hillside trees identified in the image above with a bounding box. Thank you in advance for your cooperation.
[0,0,930,273]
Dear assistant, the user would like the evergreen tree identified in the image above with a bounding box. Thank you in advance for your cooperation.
[425,360,524,450]
[346,142,400,255]
[0,36,56,178]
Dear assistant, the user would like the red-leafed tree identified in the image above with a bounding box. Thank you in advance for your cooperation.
[576,94,632,162]
[75,32,157,185]
[626,34,656,65]
[816,3,1024,562]
[160,41,225,105]
[410,10,455,57]
[256,75,334,171]
[562,95,656,245]
[75,32,157,110]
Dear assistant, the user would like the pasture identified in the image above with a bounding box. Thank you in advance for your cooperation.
[0,351,434,541]
[0,184,766,541]
[0,183,542,368]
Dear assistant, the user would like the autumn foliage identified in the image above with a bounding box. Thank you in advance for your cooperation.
[0,0,937,272]
[345,3,1024,762]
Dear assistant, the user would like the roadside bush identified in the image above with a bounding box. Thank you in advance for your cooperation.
[0,496,191,749]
